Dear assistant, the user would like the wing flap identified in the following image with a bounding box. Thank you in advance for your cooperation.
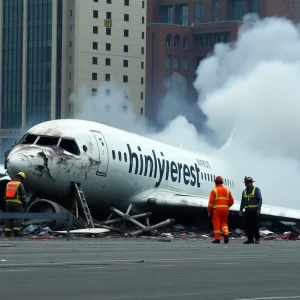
[140,190,300,221]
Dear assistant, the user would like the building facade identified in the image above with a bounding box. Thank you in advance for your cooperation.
[145,0,300,127]
[0,0,146,156]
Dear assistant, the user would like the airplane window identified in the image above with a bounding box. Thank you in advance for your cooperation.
[112,150,116,160]
[59,139,80,155]
[118,151,121,161]
[124,153,127,162]
[201,172,203,180]
[213,175,216,181]
[211,174,213,181]
[36,136,59,146]
[20,134,38,145]
[204,173,206,180]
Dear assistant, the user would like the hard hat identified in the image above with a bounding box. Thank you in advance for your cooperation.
[17,172,26,180]
[215,176,223,182]
[244,176,254,183]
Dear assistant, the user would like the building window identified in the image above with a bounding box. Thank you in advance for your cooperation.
[123,60,128,67]
[174,35,181,48]
[106,27,111,35]
[230,0,246,20]
[160,5,173,24]
[212,0,220,13]
[173,56,180,69]
[142,1,145,8]
[124,14,129,21]
[123,75,128,83]
[93,10,98,18]
[182,57,188,70]
[93,26,98,34]
[106,43,111,51]
[106,58,111,66]
[249,0,260,14]
[212,16,219,22]
[93,42,98,50]
[69,56,72,63]
[124,0,129,6]
[141,62,144,69]
[92,73,97,80]
[107,0,111,3]
[142,32,144,39]
[165,55,171,68]
[124,45,128,52]
[93,57,98,65]
[141,107,144,115]
[70,41,72,48]
[94,0,99,2]
[141,47,144,54]
[106,12,111,19]
[183,36,188,49]
[124,29,129,37]
[141,77,144,84]
[123,90,129,99]
[175,4,188,26]
[123,105,128,112]
[194,2,203,24]
[165,34,172,47]
[105,74,111,81]
[141,92,144,100]
[92,88,97,96]
[142,16,145,24]
[105,89,111,96]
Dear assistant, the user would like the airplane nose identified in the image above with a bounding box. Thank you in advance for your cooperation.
[6,146,71,197]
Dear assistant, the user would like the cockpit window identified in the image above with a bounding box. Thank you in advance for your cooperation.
[36,136,60,146]
[20,134,38,145]
[59,139,80,155]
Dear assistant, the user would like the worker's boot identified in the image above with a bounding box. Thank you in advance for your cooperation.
[13,230,21,237]
[211,239,220,243]
[255,239,260,244]
[224,235,229,244]
[243,240,254,244]
[4,231,12,237]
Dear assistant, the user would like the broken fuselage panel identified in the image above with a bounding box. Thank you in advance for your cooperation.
[5,122,112,209]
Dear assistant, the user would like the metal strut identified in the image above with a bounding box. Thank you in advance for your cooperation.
[74,183,94,228]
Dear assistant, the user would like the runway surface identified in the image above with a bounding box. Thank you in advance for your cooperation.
[0,237,299,300]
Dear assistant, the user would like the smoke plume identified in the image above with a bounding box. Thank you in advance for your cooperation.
[70,14,300,209]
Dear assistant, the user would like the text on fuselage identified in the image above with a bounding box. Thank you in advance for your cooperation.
[127,144,210,188]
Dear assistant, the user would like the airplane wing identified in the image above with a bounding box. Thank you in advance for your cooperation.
[137,190,300,222]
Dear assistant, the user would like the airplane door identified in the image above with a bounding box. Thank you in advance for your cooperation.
[91,130,109,177]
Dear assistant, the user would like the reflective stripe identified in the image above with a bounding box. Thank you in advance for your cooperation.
[243,187,258,209]
[214,230,221,233]
[13,227,21,231]
[5,199,22,204]
[213,205,229,208]
[214,188,230,201]
[4,228,12,232]
[208,204,213,207]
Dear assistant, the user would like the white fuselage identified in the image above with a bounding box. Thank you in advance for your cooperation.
[6,119,241,213]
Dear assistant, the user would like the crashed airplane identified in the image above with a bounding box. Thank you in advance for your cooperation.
[1,119,300,230]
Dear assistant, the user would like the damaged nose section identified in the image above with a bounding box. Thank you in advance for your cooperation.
[7,146,71,198]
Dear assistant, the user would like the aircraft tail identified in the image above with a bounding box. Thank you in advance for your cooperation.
[218,123,237,151]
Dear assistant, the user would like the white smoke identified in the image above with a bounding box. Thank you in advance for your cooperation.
[194,14,300,208]
[69,14,300,209]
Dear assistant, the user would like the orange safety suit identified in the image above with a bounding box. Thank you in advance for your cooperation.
[207,184,234,240]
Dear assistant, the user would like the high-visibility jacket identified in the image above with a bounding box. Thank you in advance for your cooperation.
[241,186,261,211]
[4,181,25,205]
[207,184,234,214]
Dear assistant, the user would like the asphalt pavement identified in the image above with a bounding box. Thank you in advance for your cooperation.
[0,237,300,300]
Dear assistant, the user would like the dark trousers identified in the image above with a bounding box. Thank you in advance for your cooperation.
[5,202,24,232]
[245,210,260,242]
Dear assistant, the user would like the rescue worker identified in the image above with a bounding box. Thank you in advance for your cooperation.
[239,176,262,244]
[207,176,234,244]
[3,172,27,237]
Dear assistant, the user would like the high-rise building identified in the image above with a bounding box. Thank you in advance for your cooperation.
[0,0,146,155]
[145,0,299,128]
